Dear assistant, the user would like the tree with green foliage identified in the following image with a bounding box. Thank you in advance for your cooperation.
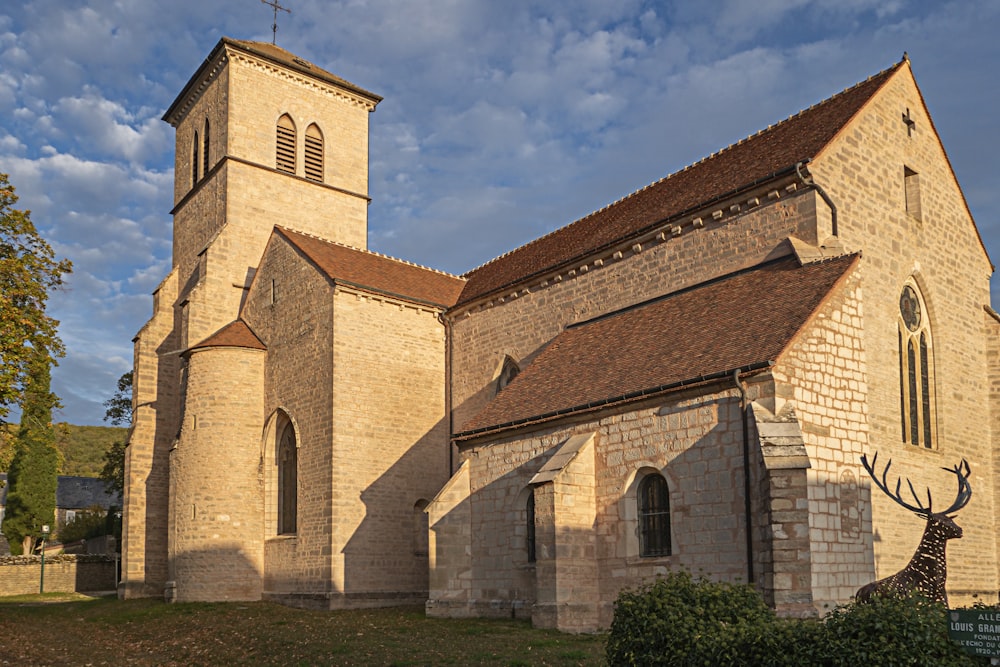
[100,371,132,495]
[1,349,60,555]
[0,173,72,423]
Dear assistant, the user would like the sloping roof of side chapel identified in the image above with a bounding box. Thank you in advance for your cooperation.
[456,253,860,438]
[456,60,906,307]
[277,227,467,308]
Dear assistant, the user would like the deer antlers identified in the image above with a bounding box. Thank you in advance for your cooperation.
[860,452,972,517]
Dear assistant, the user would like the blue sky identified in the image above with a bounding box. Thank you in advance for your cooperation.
[1,0,998,425]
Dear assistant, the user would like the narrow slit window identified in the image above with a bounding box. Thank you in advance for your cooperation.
[904,166,922,221]
[526,490,536,563]
[276,114,296,175]
[202,118,210,177]
[304,124,324,182]
[192,130,200,188]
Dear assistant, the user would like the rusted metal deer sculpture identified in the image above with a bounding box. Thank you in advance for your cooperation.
[855,452,972,605]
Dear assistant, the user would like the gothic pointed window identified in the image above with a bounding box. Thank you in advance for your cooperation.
[304,123,324,182]
[276,114,296,175]
[898,282,935,448]
[277,422,297,534]
[202,118,210,177]
[638,473,671,557]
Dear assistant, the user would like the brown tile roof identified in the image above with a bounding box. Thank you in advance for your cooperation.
[164,37,381,124]
[278,228,466,308]
[456,62,902,307]
[226,39,382,103]
[187,320,266,354]
[455,253,859,438]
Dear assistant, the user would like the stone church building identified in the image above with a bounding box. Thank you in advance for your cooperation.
[122,37,1000,632]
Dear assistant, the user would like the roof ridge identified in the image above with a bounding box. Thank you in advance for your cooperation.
[276,226,464,279]
[462,60,902,280]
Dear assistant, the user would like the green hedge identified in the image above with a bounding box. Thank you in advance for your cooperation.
[606,571,991,666]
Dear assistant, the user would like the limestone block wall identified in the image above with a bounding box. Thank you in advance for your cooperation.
[446,383,769,631]
[169,346,265,602]
[532,435,599,632]
[123,269,180,599]
[426,461,473,613]
[769,266,874,611]
[241,235,336,600]
[810,66,997,602]
[450,188,821,433]
[226,48,375,198]
[0,555,116,596]
[987,310,1000,583]
[329,286,450,602]
[172,63,230,204]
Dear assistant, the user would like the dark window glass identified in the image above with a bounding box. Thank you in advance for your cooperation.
[526,491,536,563]
[638,474,671,557]
[278,423,297,534]
[907,339,918,446]
[920,333,932,449]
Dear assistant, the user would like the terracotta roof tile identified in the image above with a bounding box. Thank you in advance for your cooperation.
[226,39,382,103]
[457,63,901,307]
[456,253,859,438]
[278,228,466,308]
[188,320,266,354]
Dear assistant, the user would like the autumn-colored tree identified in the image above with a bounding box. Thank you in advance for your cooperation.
[0,173,72,422]
[1,349,59,554]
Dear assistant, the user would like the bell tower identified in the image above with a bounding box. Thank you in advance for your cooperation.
[163,37,381,348]
[122,38,380,600]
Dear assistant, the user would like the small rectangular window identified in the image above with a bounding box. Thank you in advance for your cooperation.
[904,166,921,221]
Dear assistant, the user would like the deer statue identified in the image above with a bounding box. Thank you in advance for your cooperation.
[855,452,972,605]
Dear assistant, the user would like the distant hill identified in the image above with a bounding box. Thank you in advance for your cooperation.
[0,424,128,477]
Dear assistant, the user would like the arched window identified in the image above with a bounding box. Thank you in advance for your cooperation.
[497,356,520,395]
[202,118,210,177]
[192,130,200,187]
[277,422,297,534]
[276,114,296,175]
[638,473,671,557]
[898,282,935,448]
[526,490,536,563]
[304,123,324,182]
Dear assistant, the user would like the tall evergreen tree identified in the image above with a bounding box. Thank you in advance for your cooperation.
[1,348,59,555]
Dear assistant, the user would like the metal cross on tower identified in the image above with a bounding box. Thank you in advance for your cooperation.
[261,0,291,45]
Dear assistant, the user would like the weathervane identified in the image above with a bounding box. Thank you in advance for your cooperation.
[260,0,291,45]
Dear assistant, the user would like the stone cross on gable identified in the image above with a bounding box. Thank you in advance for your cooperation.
[902,107,916,137]
[261,0,291,45]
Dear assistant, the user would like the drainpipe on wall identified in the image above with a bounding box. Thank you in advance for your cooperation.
[795,161,838,237]
[733,369,755,585]
[438,312,453,475]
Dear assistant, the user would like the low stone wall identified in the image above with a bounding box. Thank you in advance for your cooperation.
[0,554,117,596]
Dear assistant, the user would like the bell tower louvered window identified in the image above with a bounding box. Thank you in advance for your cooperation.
[304,123,324,182]
[898,282,936,449]
[276,114,296,175]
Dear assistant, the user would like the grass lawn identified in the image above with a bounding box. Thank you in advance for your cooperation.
[0,594,606,666]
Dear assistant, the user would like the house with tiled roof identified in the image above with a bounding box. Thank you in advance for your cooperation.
[123,38,999,632]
